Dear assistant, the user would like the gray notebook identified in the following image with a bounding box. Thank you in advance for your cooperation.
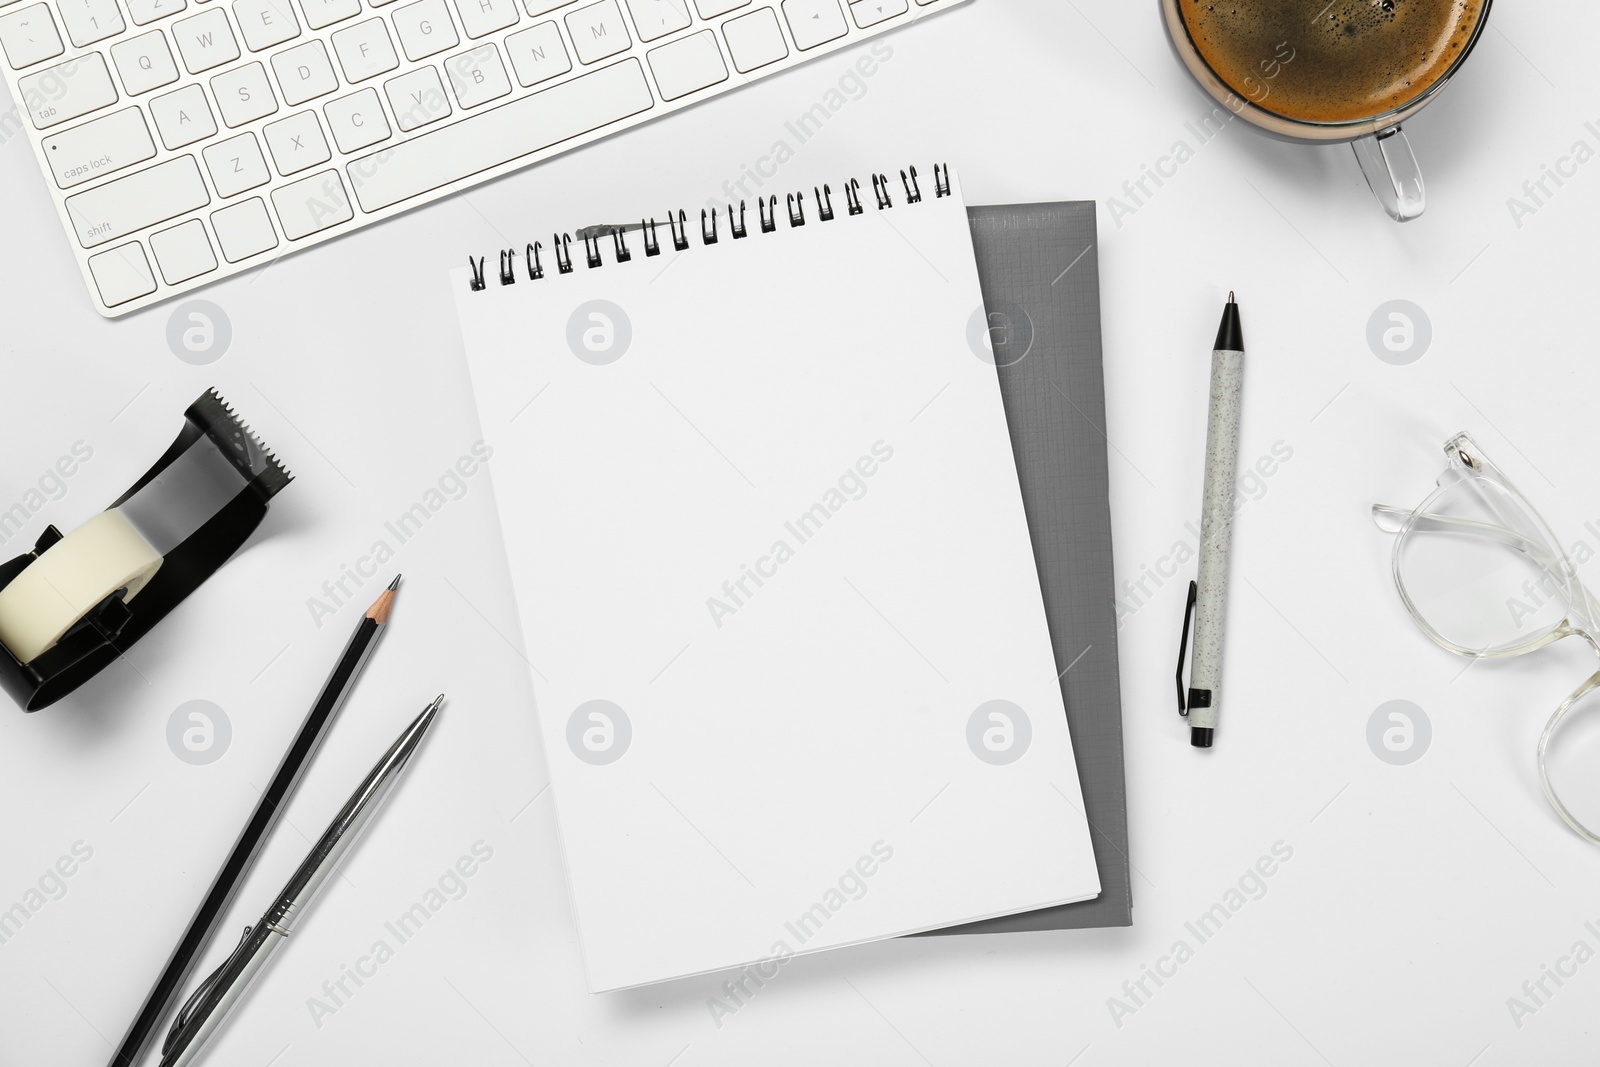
[929,202,1131,934]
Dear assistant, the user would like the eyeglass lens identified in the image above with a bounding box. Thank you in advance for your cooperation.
[1397,474,1570,654]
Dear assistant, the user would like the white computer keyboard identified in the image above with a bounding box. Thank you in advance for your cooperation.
[0,0,966,317]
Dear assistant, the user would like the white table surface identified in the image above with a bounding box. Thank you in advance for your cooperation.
[4,2,1599,1063]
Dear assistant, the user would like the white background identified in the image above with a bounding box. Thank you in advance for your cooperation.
[3,1,1600,1063]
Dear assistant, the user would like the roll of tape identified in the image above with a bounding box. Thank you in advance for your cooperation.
[0,510,163,665]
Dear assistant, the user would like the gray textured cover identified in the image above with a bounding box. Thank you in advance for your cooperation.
[930,201,1131,933]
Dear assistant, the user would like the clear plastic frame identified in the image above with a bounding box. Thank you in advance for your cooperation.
[1375,432,1600,846]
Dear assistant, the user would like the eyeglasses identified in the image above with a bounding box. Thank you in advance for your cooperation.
[1374,432,1600,846]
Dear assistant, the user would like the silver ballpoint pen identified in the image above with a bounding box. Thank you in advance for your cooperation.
[159,695,445,1067]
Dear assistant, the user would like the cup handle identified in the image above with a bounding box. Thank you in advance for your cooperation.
[1352,126,1425,222]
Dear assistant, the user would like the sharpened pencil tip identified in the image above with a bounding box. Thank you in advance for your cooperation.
[367,580,399,624]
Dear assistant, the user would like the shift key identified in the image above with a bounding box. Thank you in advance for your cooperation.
[42,107,155,188]
[64,155,209,247]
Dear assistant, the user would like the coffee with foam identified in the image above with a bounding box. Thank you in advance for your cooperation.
[1180,0,1484,125]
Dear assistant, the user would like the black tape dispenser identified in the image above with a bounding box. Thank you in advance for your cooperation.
[0,389,292,710]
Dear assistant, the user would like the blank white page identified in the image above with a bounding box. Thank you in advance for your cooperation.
[452,171,1099,992]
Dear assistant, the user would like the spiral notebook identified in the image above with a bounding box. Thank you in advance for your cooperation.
[450,165,1101,992]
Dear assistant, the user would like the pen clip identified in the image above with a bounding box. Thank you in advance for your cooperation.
[163,925,253,1054]
[1175,580,1197,716]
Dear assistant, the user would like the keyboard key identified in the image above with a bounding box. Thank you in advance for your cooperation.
[150,82,216,147]
[780,0,843,49]
[19,52,116,128]
[384,64,449,129]
[173,8,240,72]
[211,196,278,260]
[271,168,352,238]
[349,58,651,211]
[262,108,329,173]
[694,0,745,14]
[0,4,62,68]
[564,0,626,64]
[41,106,155,188]
[646,29,723,99]
[271,39,337,103]
[111,30,180,94]
[504,20,567,86]
[233,0,298,50]
[624,0,687,42]
[392,0,457,60]
[848,0,901,26]
[300,0,360,28]
[127,0,185,24]
[722,6,783,72]
[87,241,157,306]
[452,0,516,37]
[524,0,572,11]
[202,130,269,194]
[444,43,509,107]
[65,154,209,247]
[331,17,396,80]
[148,218,217,283]
[323,86,388,150]
[212,60,278,124]
[56,0,123,47]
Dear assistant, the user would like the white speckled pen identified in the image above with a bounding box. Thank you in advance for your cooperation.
[1179,293,1244,748]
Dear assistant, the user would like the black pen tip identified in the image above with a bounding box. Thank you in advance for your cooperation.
[1214,294,1243,353]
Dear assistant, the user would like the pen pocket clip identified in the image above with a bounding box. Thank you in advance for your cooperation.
[164,924,253,1054]
[1175,579,1211,716]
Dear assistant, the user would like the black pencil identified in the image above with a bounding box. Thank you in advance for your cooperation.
[106,575,401,1067]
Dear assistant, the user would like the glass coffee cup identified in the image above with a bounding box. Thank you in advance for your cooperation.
[1160,0,1493,221]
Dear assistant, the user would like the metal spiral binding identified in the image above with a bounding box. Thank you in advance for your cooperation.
[901,166,921,204]
[469,164,945,291]
[871,173,893,209]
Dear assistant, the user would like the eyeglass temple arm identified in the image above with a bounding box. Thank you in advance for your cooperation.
[1372,503,1562,561]
[1373,503,1599,624]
